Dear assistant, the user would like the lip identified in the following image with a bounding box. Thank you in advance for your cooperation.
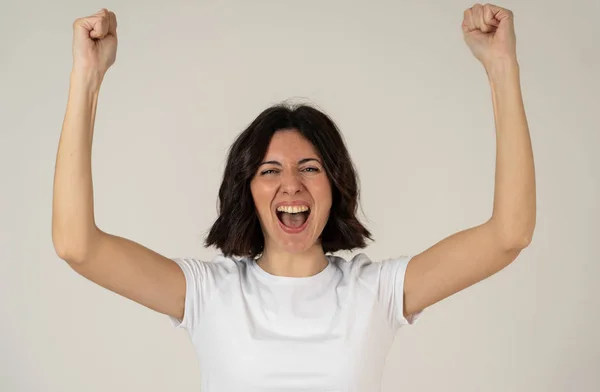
[274,200,312,234]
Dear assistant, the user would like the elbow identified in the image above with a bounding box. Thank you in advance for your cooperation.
[53,236,85,264]
[502,227,535,251]
[52,226,99,264]
[505,221,535,250]
[504,234,532,251]
[488,217,535,251]
[53,241,82,264]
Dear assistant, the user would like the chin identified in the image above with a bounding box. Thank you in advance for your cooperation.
[271,226,323,255]
[272,229,316,253]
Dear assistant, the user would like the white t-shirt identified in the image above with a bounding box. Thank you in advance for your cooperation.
[170,253,422,392]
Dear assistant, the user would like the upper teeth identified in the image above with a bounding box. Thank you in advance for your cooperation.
[277,205,309,213]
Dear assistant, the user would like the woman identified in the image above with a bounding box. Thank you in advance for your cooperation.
[52,3,535,391]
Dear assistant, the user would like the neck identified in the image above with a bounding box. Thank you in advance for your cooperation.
[257,244,329,277]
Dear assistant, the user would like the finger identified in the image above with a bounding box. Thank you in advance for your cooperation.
[483,4,500,27]
[478,5,495,33]
[471,3,483,29]
[89,9,110,39]
[470,3,493,33]
[483,3,513,23]
[462,8,476,33]
[108,11,118,36]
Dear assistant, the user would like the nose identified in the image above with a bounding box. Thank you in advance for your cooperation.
[280,170,303,195]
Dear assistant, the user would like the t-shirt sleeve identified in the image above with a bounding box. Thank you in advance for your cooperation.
[168,257,230,334]
[377,255,423,329]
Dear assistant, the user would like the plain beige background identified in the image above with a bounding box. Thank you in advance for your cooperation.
[1,0,598,391]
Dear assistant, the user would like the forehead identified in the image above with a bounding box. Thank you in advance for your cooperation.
[263,130,320,161]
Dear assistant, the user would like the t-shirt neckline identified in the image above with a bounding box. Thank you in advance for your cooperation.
[249,256,336,285]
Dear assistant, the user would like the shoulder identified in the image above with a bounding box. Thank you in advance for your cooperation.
[167,255,246,330]
[330,252,414,288]
[171,254,245,281]
[330,252,409,271]
[329,252,375,273]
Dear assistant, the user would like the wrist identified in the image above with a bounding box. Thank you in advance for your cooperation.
[70,66,105,93]
[485,59,520,88]
[485,58,520,83]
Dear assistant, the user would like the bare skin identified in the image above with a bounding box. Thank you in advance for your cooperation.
[52,3,535,324]
[251,130,332,278]
[52,9,185,320]
[404,4,535,317]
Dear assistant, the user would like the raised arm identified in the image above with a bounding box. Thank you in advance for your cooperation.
[403,4,536,317]
[52,9,185,319]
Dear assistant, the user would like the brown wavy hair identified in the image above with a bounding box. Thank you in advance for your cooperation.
[205,102,372,258]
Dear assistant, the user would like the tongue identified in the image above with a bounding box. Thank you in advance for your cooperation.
[280,212,308,229]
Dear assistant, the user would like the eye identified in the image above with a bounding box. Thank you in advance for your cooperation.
[302,166,320,173]
[260,169,279,176]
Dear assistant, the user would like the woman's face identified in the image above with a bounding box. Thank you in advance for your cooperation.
[250,129,332,254]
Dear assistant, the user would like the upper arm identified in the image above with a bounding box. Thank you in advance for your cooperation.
[63,228,186,320]
[403,220,524,318]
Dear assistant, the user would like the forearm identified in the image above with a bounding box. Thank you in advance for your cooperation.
[52,70,104,260]
[487,60,536,249]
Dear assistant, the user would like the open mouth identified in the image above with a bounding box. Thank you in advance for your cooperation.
[276,205,311,232]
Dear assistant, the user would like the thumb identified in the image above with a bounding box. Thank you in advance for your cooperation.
[88,9,111,39]
[73,9,111,40]
[483,3,513,25]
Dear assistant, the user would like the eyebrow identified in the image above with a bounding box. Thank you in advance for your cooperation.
[260,158,322,166]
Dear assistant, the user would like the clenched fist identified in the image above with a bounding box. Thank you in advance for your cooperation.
[72,9,118,78]
[462,3,517,70]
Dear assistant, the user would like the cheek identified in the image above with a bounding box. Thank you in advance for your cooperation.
[251,180,275,215]
[311,178,333,211]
